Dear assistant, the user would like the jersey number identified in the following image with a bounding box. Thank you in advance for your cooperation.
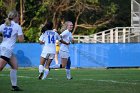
[3,27,12,38]
[48,35,55,43]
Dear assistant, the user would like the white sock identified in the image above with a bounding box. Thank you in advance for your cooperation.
[66,69,71,79]
[10,69,17,86]
[39,65,44,73]
[42,69,49,79]
[50,64,60,69]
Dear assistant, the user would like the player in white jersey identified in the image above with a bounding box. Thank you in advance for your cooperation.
[50,21,74,80]
[38,22,61,80]
[0,10,24,91]
[60,21,74,80]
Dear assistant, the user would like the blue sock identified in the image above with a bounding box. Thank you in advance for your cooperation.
[66,57,71,69]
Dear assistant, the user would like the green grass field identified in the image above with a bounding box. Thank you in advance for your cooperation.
[0,68,140,93]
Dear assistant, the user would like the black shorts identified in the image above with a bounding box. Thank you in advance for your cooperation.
[0,56,10,62]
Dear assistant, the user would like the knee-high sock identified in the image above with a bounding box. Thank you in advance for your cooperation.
[66,69,71,79]
[66,57,71,79]
[39,65,44,73]
[66,57,71,69]
[42,69,49,79]
[10,69,17,86]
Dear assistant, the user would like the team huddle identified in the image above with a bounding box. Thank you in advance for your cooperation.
[0,10,74,91]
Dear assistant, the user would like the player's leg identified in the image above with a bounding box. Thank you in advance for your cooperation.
[0,46,8,71]
[9,54,22,91]
[66,57,72,80]
[55,52,59,65]
[61,58,68,68]
[50,51,68,69]
[55,42,60,65]
[42,59,52,79]
[49,51,60,69]
[0,58,7,71]
[38,57,46,79]
[61,51,69,68]
[0,48,21,91]
[42,54,54,80]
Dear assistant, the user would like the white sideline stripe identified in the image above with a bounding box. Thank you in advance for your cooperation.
[82,79,137,85]
[0,74,53,80]
[0,74,138,85]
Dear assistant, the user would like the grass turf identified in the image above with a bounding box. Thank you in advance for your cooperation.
[0,68,140,93]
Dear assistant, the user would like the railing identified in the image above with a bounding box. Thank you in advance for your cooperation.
[73,0,140,43]
[73,27,140,43]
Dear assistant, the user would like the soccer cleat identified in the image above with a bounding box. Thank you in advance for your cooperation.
[50,64,60,69]
[38,72,43,80]
[41,76,46,80]
[11,86,22,91]
[67,77,73,80]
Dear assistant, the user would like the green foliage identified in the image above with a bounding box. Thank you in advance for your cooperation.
[0,0,131,42]
[0,0,2,6]
[24,27,40,42]
[87,0,99,4]
[106,2,118,16]
[0,2,6,24]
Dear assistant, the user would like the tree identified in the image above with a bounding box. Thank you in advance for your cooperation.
[0,0,131,42]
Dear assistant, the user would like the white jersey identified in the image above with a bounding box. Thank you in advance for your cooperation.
[60,29,73,52]
[0,21,23,50]
[39,30,60,54]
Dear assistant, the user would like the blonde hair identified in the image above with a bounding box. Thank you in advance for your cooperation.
[60,21,72,32]
[5,10,18,26]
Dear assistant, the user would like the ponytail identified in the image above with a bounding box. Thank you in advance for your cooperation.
[5,10,18,26]
[41,25,47,34]
[5,18,12,26]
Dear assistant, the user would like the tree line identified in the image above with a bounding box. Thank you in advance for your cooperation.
[0,0,131,42]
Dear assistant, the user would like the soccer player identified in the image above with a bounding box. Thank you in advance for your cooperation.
[38,22,63,80]
[50,21,74,80]
[53,29,60,66]
[0,10,24,91]
[55,40,60,66]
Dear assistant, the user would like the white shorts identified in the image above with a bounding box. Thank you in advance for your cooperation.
[0,47,12,58]
[41,52,55,59]
[59,50,69,58]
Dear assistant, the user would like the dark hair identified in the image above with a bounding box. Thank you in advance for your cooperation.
[41,21,53,33]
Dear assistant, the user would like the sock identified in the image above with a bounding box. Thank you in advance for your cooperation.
[66,69,71,79]
[66,57,71,69]
[10,69,17,86]
[42,69,49,79]
[60,64,62,68]
[39,65,44,73]
[50,64,60,69]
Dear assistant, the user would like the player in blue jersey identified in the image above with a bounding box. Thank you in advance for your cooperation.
[0,10,24,91]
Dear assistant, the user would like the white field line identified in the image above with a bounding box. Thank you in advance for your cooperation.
[82,79,138,85]
[0,74,53,80]
[0,74,139,85]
